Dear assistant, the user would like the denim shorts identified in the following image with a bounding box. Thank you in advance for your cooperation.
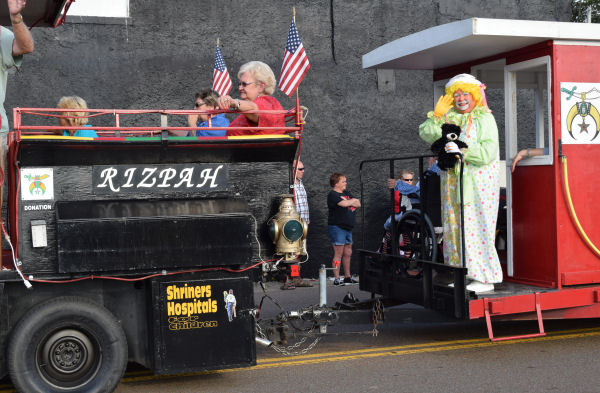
[328,225,353,245]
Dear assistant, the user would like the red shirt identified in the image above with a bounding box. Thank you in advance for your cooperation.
[226,95,286,136]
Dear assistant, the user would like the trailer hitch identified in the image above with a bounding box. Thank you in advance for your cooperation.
[277,307,339,325]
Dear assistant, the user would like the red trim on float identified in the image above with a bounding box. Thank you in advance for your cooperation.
[93,137,126,141]
[433,41,553,81]
[470,286,600,319]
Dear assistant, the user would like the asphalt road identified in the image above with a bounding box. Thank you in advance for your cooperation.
[3,281,600,392]
[112,319,600,393]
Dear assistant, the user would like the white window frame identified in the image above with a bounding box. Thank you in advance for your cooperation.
[504,56,553,168]
[504,55,553,276]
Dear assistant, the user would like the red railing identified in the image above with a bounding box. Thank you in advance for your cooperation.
[4,102,304,270]
[12,105,304,137]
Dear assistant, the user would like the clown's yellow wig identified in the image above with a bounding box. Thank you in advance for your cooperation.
[445,81,484,107]
[444,74,487,107]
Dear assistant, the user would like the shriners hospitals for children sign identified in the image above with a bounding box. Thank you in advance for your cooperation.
[561,82,600,144]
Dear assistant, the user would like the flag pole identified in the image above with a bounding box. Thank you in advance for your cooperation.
[294,7,300,126]
[217,37,219,47]
[295,89,301,126]
[293,7,299,125]
[292,7,301,181]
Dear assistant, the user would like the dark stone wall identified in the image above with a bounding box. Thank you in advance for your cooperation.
[5,0,571,278]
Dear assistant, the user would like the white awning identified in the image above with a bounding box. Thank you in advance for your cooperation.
[362,18,600,70]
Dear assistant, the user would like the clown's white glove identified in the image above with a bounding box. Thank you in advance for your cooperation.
[444,142,461,154]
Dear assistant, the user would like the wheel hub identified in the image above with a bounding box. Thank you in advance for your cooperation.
[51,338,86,373]
[38,329,100,388]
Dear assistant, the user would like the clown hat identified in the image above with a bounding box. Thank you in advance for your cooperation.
[445,73,488,109]
[445,73,482,88]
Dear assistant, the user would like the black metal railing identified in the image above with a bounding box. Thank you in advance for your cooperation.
[357,155,470,319]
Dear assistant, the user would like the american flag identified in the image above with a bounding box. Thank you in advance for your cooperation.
[279,20,310,97]
[212,46,232,96]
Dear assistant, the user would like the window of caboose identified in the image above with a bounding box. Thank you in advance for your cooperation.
[505,56,553,169]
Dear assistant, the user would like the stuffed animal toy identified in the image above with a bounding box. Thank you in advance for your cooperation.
[430,123,468,170]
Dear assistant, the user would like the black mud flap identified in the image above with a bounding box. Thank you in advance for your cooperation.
[358,249,470,319]
[150,275,256,374]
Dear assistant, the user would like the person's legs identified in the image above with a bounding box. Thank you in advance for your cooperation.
[292,237,313,287]
[342,244,352,278]
[332,245,344,279]
[328,225,346,279]
[292,236,308,282]
[341,230,358,284]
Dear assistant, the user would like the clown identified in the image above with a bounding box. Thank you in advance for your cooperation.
[419,73,501,293]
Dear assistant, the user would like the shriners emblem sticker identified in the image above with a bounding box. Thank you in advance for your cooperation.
[21,168,54,201]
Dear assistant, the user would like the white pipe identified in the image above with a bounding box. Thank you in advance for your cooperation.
[256,337,273,347]
[319,264,327,334]
[319,264,326,307]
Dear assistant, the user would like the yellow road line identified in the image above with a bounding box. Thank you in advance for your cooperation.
[255,338,487,365]
[1,326,597,391]
[257,325,600,363]
[118,327,600,384]
[252,330,600,368]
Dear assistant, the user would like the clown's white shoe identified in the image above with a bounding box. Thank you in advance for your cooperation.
[466,281,494,293]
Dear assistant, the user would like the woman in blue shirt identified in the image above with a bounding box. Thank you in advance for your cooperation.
[56,96,98,137]
[187,89,229,137]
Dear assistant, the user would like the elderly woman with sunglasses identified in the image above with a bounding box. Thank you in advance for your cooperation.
[217,61,286,136]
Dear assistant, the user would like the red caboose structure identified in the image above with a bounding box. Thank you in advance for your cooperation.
[361,18,600,340]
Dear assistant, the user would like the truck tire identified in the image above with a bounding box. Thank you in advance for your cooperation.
[7,296,127,393]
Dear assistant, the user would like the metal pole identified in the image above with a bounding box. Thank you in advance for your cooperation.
[390,160,397,256]
[360,166,365,249]
[319,264,327,334]
[319,264,327,307]
[459,157,466,269]
[418,157,425,257]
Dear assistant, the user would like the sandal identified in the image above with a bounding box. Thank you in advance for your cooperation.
[292,278,314,287]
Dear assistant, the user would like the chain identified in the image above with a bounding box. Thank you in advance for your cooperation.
[256,322,321,356]
[270,335,321,356]
[371,298,384,337]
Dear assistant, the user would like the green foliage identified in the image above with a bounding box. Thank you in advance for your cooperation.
[572,0,600,22]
